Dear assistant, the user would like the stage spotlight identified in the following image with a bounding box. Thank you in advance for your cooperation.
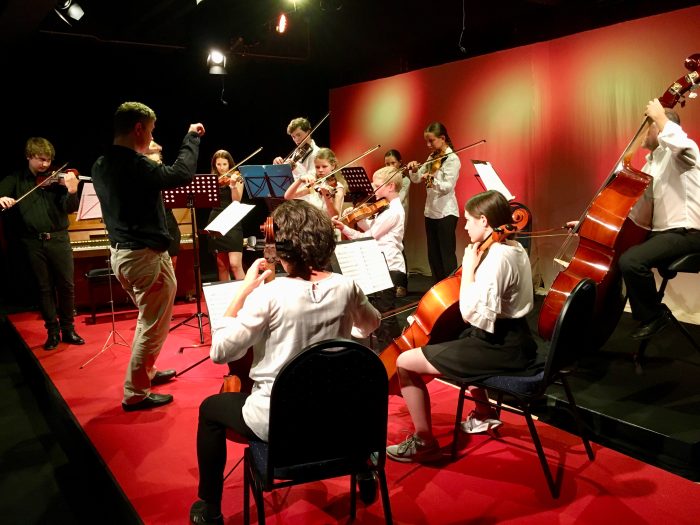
[207,50,227,75]
[276,14,288,34]
[55,1,84,26]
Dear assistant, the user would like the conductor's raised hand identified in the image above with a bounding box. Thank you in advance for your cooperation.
[189,123,206,136]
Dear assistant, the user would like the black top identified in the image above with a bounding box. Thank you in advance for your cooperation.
[91,131,200,251]
[0,167,79,236]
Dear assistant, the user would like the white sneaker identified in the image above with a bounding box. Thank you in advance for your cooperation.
[460,411,503,434]
[386,434,441,463]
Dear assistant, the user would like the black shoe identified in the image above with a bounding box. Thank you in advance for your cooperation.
[44,333,60,350]
[631,310,672,340]
[151,369,177,386]
[357,471,378,505]
[122,393,173,412]
[61,330,85,345]
[189,500,224,525]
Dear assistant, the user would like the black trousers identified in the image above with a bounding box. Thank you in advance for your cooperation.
[21,230,75,333]
[369,270,403,351]
[619,228,700,323]
[425,215,458,282]
[197,392,258,506]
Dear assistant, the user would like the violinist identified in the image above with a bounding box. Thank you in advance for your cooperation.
[272,117,320,180]
[406,122,461,283]
[0,137,84,350]
[283,147,346,219]
[208,150,245,281]
[386,190,536,463]
[333,166,406,350]
[618,100,700,340]
[384,149,409,298]
[189,200,380,525]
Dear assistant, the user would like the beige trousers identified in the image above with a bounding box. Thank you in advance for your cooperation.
[111,247,177,404]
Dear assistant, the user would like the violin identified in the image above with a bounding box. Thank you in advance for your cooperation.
[37,168,91,187]
[218,171,243,187]
[424,149,445,188]
[288,142,313,167]
[379,204,530,394]
[340,197,389,229]
[314,174,338,197]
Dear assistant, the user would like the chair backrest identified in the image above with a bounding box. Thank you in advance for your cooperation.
[267,338,389,471]
[542,278,596,382]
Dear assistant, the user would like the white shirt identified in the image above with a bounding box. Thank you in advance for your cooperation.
[291,139,320,181]
[643,121,700,231]
[210,273,380,441]
[459,241,533,333]
[340,197,406,273]
[409,147,461,219]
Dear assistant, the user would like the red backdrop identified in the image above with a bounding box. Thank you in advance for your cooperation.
[329,5,700,319]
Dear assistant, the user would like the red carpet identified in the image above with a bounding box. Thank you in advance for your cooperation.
[9,306,700,524]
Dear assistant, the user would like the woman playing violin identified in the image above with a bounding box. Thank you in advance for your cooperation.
[0,137,84,350]
[208,149,245,281]
[272,117,320,180]
[386,190,536,463]
[283,147,347,219]
[406,122,461,283]
[333,166,406,350]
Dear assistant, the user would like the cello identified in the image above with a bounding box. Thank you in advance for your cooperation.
[219,216,277,394]
[538,54,700,346]
[380,206,531,394]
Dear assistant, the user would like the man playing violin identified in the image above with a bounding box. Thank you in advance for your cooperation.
[386,190,536,463]
[272,117,320,180]
[0,137,84,350]
[333,166,406,350]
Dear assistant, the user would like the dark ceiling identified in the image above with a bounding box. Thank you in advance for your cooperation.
[2,0,700,87]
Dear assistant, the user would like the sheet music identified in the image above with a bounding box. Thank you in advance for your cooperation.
[202,280,246,326]
[77,182,103,220]
[472,160,515,201]
[333,238,393,295]
[204,201,255,236]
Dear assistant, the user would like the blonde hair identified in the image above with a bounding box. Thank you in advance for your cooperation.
[373,165,403,192]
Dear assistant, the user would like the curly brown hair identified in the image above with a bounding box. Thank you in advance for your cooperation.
[272,200,336,275]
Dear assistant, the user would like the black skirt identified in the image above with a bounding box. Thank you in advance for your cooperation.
[206,208,244,253]
[422,317,538,382]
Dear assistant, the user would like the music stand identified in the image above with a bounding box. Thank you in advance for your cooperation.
[78,183,130,369]
[163,175,219,346]
[341,166,374,204]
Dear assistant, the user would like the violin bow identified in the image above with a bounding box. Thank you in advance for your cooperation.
[309,144,382,189]
[7,162,69,209]
[220,146,264,180]
[283,112,330,163]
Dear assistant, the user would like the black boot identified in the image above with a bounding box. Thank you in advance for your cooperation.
[44,332,60,350]
[61,329,85,345]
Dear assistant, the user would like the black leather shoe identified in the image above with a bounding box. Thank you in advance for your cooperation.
[44,333,60,350]
[631,310,672,340]
[151,369,177,386]
[122,393,173,412]
[189,500,224,525]
[61,330,85,345]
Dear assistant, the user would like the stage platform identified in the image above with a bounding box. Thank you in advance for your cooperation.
[2,285,700,524]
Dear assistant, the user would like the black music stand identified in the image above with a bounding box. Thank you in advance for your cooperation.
[341,166,374,204]
[163,175,219,346]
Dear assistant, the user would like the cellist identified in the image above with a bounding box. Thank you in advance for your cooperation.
[332,166,406,350]
[386,190,537,463]
[619,99,700,340]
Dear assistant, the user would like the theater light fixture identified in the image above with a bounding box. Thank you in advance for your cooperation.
[276,14,288,34]
[55,0,84,26]
[207,49,227,75]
